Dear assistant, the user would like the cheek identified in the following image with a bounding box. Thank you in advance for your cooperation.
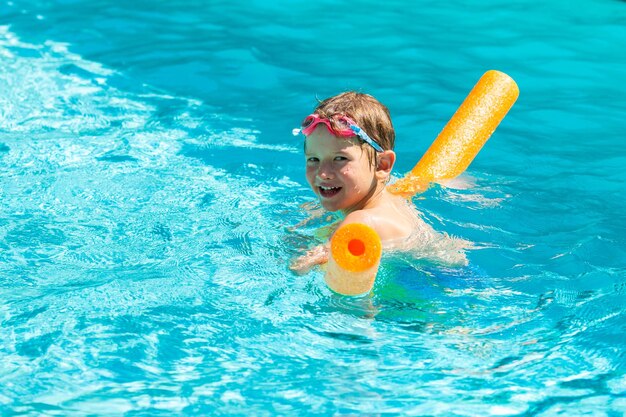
[340,164,367,180]
[305,167,316,183]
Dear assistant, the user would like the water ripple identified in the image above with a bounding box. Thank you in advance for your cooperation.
[2,1,626,415]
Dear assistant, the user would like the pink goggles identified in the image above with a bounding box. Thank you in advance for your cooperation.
[292,114,384,153]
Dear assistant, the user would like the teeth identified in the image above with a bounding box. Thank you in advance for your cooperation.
[320,186,339,190]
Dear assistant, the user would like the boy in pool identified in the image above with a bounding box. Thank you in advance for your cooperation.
[290,91,468,274]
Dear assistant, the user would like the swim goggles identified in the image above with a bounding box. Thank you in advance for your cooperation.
[292,114,384,153]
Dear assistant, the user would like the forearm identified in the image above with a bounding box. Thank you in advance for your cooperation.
[289,244,330,275]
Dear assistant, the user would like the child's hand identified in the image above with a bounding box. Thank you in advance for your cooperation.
[289,244,329,275]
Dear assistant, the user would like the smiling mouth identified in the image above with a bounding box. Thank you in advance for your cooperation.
[319,186,341,198]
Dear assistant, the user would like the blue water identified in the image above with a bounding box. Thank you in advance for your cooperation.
[1,0,626,415]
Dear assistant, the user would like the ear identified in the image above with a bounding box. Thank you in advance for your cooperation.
[375,150,396,180]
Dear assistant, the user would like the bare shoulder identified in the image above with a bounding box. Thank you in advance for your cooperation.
[341,208,415,242]
[341,210,373,226]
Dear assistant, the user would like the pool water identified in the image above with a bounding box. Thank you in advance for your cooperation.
[1,0,626,415]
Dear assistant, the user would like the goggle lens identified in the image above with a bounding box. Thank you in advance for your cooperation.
[330,116,351,131]
[302,115,315,129]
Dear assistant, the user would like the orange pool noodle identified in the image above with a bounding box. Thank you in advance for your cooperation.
[325,223,382,296]
[389,70,519,196]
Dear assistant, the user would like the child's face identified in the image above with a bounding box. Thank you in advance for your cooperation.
[304,125,378,214]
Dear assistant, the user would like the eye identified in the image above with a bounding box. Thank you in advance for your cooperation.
[306,157,319,163]
[334,156,349,162]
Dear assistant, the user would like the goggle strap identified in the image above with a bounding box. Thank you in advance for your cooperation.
[350,125,384,153]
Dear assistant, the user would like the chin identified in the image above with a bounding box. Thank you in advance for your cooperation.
[320,202,339,212]
[319,199,345,212]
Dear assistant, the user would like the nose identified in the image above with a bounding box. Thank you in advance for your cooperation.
[316,160,334,181]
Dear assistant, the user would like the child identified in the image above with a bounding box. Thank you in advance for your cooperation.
[290,92,468,275]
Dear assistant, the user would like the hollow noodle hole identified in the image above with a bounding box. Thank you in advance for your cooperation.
[348,239,366,256]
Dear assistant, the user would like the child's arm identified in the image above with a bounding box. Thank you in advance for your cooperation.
[288,213,342,275]
[289,212,371,275]
[289,243,329,275]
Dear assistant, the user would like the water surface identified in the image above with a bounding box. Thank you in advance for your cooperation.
[1,0,626,415]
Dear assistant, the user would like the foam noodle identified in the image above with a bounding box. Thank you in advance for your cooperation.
[325,223,382,296]
[389,70,519,196]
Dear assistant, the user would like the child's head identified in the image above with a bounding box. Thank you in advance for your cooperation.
[312,91,395,153]
[298,92,397,214]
